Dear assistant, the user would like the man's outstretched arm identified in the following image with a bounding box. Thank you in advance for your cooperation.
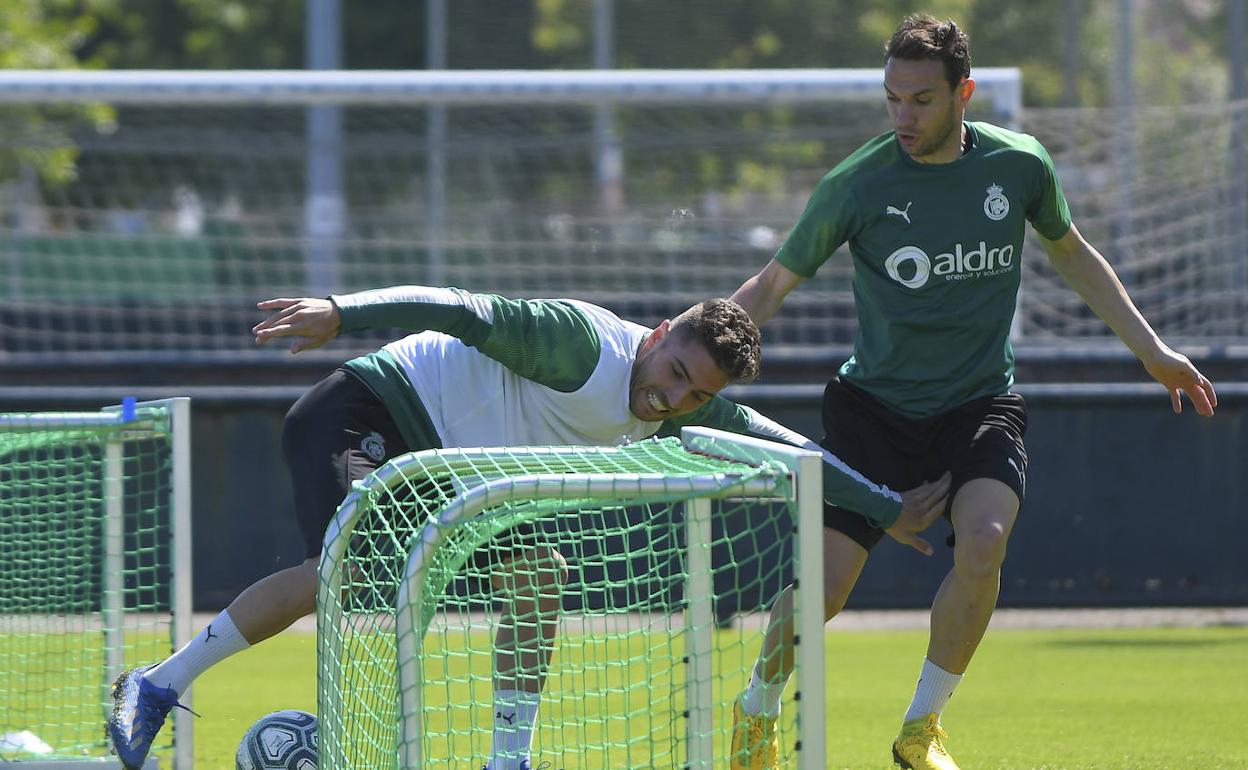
[738,406,950,555]
[1039,224,1217,416]
[251,287,599,392]
[667,399,949,553]
[730,259,805,325]
[253,286,497,353]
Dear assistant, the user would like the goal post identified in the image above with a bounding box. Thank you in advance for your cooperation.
[0,68,1034,360]
[316,429,823,769]
[0,399,192,770]
[680,427,826,765]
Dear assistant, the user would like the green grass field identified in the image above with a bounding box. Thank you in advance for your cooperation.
[180,623,1248,770]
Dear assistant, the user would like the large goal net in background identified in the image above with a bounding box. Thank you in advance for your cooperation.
[0,69,1244,360]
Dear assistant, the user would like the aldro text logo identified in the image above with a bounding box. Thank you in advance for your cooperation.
[884,241,1016,289]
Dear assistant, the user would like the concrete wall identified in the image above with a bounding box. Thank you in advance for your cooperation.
[3,384,1244,610]
[186,384,1248,609]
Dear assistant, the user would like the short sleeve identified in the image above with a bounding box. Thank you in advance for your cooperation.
[774,169,862,278]
[1025,139,1073,241]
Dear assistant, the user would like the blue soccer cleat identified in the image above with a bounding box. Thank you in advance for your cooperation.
[106,665,192,770]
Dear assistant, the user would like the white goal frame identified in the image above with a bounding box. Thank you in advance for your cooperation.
[0,399,192,770]
[316,428,824,769]
[0,67,1022,110]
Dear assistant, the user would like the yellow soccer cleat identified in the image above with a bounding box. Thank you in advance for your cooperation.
[729,696,778,770]
[892,713,959,770]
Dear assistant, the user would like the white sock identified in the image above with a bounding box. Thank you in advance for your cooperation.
[143,610,250,696]
[489,689,541,770]
[739,662,788,718]
[903,658,963,722]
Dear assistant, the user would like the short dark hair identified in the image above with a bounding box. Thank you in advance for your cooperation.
[669,298,761,382]
[885,13,971,89]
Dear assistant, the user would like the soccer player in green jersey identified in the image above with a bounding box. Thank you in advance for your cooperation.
[106,286,948,770]
[727,14,1218,770]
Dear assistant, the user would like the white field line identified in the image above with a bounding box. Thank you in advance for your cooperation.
[6,607,1244,637]
[224,605,1248,635]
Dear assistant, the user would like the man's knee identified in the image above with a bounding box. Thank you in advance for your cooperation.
[821,529,868,621]
[953,521,1011,579]
[298,557,320,610]
[534,547,569,587]
[821,566,860,620]
[491,547,569,591]
[823,589,850,621]
[950,478,1018,580]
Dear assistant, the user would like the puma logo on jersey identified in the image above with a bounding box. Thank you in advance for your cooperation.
[885,201,913,224]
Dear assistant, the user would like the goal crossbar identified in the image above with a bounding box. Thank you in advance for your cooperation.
[0,68,1021,111]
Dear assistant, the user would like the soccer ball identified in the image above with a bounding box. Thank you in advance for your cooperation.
[235,710,318,770]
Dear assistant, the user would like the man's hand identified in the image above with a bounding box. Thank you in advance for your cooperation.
[252,297,342,353]
[885,471,952,556]
[1141,344,1217,417]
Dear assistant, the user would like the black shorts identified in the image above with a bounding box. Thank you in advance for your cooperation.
[282,369,414,559]
[282,368,542,563]
[820,377,1028,551]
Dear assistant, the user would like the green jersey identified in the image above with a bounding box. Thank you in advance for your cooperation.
[332,286,906,527]
[776,121,1072,417]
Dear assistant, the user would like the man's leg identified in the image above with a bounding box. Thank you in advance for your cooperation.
[756,528,868,695]
[109,557,319,770]
[147,556,319,693]
[731,529,869,770]
[110,368,405,770]
[893,478,1018,770]
[487,546,568,770]
[926,479,1018,675]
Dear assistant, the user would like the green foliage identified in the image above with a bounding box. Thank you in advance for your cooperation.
[8,0,1240,107]
[0,1,114,185]
[0,0,92,69]
[4,0,1240,225]
[68,0,303,68]
[1134,2,1230,105]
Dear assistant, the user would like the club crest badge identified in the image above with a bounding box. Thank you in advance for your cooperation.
[983,182,1009,221]
[361,431,386,461]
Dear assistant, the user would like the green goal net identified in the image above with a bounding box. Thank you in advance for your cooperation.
[0,399,192,769]
[317,427,824,770]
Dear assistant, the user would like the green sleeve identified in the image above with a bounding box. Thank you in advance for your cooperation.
[660,399,904,527]
[332,286,601,392]
[477,296,602,392]
[657,396,749,437]
[1025,138,1073,241]
[774,166,863,279]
